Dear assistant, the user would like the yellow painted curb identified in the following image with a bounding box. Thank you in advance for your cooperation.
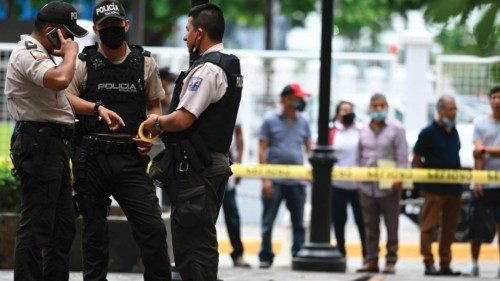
[344,242,499,261]
[217,238,499,261]
[218,238,282,255]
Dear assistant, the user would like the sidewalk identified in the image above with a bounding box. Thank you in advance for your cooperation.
[1,259,499,281]
[1,216,497,280]
[216,216,499,264]
[215,216,499,279]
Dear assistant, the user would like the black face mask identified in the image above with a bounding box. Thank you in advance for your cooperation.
[99,26,126,49]
[294,99,306,112]
[341,112,356,126]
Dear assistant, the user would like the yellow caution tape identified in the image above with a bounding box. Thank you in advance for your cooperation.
[231,164,500,185]
[137,121,160,143]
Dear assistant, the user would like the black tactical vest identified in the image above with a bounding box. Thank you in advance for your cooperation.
[76,44,148,135]
[167,51,243,153]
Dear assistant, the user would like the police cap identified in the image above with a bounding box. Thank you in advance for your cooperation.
[37,1,88,37]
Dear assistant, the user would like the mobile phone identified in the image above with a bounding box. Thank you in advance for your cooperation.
[47,28,61,49]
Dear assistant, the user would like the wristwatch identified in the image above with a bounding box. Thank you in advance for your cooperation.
[94,101,104,116]
[154,116,163,133]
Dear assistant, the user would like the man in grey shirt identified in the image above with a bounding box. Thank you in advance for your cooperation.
[464,85,500,277]
[356,93,408,274]
[258,83,312,269]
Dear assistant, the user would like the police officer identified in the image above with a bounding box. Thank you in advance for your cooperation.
[143,4,243,280]
[4,2,119,281]
[65,1,171,280]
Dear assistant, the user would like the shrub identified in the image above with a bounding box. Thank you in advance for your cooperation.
[0,164,21,213]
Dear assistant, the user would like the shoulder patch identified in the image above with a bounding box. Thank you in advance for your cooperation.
[30,50,49,61]
[187,77,203,92]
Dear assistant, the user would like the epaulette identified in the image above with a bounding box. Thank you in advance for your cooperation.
[130,45,150,57]
[25,41,37,49]
[79,44,98,61]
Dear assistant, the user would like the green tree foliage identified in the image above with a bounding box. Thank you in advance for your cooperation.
[334,0,392,49]
[423,0,499,55]
[334,0,427,50]
[26,0,316,45]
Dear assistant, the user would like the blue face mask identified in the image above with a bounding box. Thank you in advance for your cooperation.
[370,110,388,122]
[442,116,455,127]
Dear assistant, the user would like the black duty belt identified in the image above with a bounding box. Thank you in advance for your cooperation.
[81,135,137,154]
[18,121,73,140]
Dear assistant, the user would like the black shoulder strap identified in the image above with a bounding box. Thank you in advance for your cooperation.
[79,44,99,61]
[130,45,150,57]
[200,52,223,65]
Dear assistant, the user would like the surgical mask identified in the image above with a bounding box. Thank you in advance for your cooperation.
[442,116,455,127]
[370,110,388,122]
[294,99,306,112]
[341,112,356,126]
[99,26,126,49]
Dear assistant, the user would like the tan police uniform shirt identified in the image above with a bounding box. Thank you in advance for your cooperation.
[66,43,164,102]
[176,43,228,118]
[5,35,75,126]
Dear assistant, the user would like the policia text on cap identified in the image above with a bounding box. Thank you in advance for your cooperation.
[4,1,124,281]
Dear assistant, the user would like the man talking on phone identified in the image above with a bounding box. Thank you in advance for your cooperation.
[5,1,124,280]
[4,1,114,281]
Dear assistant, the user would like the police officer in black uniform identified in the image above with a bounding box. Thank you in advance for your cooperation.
[65,1,171,280]
[144,4,243,281]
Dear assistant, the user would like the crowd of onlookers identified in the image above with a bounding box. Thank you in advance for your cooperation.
[223,84,500,277]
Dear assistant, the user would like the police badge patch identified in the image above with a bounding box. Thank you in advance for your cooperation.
[188,77,203,91]
[30,50,49,61]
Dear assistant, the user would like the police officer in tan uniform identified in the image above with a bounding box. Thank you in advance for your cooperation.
[4,2,119,281]
[144,4,243,280]
[65,1,171,280]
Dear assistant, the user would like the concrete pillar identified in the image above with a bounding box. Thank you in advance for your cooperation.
[403,11,433,132]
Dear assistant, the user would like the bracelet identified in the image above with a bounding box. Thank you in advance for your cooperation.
[154,116,163,133]
[93,101,104,116]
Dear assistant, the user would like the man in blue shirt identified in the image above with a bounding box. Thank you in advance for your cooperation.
[412,95,462,276]
[258,83,312,269]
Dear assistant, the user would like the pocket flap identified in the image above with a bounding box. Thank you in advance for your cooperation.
[177,185,205,203]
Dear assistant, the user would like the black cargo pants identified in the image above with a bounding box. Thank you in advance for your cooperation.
[169,152,230,281]
[72,136,171,281]
[10,122,75,281]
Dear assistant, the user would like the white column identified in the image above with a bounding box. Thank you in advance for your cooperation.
[403,12,433,132]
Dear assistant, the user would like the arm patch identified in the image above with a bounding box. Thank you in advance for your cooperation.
[187,77,203,91]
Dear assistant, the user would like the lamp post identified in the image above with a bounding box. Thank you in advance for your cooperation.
[292,0,346,272]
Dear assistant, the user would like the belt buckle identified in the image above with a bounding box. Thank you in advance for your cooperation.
[179,161,189,172]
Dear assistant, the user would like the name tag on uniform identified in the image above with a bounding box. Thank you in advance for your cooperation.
[236,75,244,88]
[188,77,203,92]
